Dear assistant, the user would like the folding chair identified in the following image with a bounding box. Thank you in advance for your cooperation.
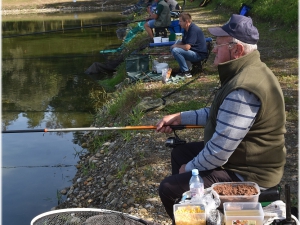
[190,37,213,75]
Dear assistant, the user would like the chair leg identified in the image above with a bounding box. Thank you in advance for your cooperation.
[154,27,168,37]
[163,29,167,38]
[191,62,203,75]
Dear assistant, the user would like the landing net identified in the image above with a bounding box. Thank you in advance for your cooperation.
[31,208,149,225]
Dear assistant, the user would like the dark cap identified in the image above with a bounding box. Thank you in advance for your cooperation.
[208,14,259,44]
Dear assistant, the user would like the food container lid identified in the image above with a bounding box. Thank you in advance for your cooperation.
[223,202,264,216]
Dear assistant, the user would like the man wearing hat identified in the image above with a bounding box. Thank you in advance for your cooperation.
[155,14,286,221]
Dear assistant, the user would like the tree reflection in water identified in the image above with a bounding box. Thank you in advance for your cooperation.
[2,12,122,132]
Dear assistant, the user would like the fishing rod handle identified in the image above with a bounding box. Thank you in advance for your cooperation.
[170,125,203,130]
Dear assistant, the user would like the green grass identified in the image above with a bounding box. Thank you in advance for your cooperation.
[90,132,116,153]
[163,100,206,114]
[116,162,129,179]
[187,0,297,28]
[105,85,142,118]
[98,62,128,92]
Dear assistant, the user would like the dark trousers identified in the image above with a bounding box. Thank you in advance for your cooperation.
[158,141,242,221]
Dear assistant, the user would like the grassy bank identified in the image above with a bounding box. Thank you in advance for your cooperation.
[208,0,297,28]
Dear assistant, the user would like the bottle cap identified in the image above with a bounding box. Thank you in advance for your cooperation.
[192,169,199,176]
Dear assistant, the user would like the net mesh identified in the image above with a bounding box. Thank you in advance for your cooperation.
[31,209,148,225]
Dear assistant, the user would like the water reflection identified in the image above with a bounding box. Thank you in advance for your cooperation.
[2,11,125,130]
[2,11,126,225]
[2,56,108,130]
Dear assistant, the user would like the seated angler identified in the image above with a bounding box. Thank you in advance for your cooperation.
[144,0,171,39]
[156,14,286,223]
[170,13,207,78]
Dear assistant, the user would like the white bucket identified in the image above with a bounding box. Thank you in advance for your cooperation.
[162,38,169,43]
[156,63,168,73]
[153,37,162,43]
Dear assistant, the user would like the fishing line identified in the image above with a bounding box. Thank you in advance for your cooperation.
[2,19,146,39]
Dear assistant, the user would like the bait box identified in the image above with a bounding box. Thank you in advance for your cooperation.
[211,182,260,208]
[173,203,206,225]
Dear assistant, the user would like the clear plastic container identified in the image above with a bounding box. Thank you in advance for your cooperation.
[162,38,169,43]
[224,202,264,225]
[211,182,260,209]
[153,37,162,43]
[173,203,206,225]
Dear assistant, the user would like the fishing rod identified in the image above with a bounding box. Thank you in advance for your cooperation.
[131,52,172,56]
[2,54,99,61]
[161,72,202,105]
[2,19,146,39]
[2,125,203,134]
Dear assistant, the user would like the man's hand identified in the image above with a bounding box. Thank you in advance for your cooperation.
[179,164,186,174]
[170,41,181,49]
[171,42,191,51]
[156,113,181,133]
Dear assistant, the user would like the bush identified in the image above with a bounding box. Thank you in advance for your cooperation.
[214,0,297,28]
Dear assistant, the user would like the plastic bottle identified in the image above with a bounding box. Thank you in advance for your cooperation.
[189,169,204,199]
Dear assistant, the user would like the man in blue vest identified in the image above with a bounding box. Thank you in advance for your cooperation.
[144,0,171,39]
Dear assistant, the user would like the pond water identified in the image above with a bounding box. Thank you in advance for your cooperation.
[2,10,129,225]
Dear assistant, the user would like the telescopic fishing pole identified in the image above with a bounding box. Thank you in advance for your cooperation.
[131,52,172,56]
[2,19,147,39]
[2,125,203,134]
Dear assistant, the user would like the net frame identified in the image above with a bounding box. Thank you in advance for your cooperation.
[31,208,149,225]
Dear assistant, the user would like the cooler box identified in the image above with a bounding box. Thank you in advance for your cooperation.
[168,20,184,34]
